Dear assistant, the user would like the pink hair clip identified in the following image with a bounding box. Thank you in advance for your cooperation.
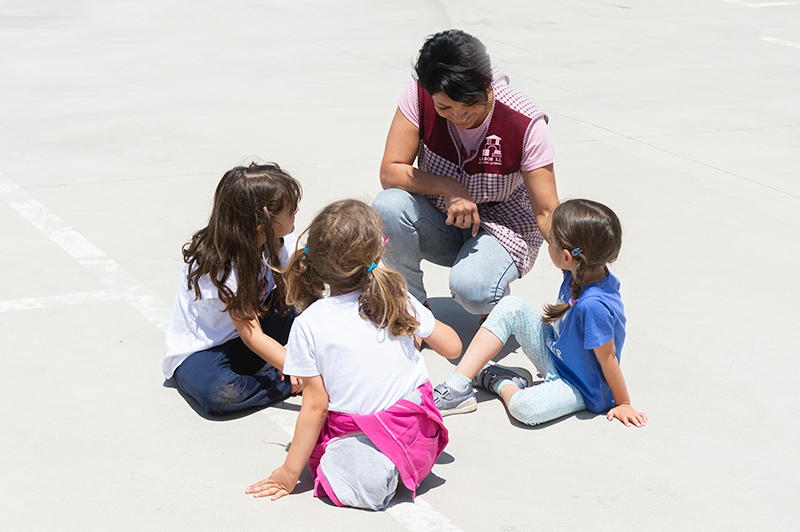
[382,233,390,246]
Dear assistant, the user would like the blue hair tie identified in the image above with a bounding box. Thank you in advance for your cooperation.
[367,262,377,273]
[571,247,582,257]
[303,247,308,254]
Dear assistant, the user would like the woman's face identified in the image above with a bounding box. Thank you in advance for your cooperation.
[431,91,492,130]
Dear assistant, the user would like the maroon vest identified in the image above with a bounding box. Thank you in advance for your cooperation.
[418,84,531,184]
[414,81,549,275]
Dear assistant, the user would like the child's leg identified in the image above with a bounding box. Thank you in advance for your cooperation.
[480,296,560,379]
[437,296,550,414]
[318,433,400,511]
[481,296,586,425]
[502,378,586,426]
[173,292,296,415]
[173,340,291,415]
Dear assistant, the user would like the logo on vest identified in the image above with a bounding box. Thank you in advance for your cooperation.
[478,135,503,165]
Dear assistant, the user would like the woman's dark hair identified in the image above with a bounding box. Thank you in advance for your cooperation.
[183,163,302,321]
[285,199,420,338]
[542,199,622,323]
[415,29,492,105]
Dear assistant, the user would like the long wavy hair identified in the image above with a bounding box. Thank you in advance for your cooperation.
[542,199,622,323]
[183,163,302,321]
[284,199,419,338]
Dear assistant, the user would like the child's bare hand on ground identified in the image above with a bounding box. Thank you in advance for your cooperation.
[607,403,647,427]
[246,466,299,501]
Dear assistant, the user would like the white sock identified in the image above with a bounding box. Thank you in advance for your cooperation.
[445,372,472,392]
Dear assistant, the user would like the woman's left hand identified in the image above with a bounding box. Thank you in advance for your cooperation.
[246,466,299,501]
[607,403,647,427]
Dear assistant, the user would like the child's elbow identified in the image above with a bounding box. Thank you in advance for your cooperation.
[307,397,329,418]
[441,338,463,359]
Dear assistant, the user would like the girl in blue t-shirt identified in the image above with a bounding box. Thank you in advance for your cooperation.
[433,199,647,427]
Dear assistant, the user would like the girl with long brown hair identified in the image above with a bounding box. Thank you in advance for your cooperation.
[163,163,302,415]
[247,199,461,509]
[433,199,647,427]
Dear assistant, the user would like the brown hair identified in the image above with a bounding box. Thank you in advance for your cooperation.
[183,163,302,321]
[284,199,419,337]
[542,199,622,323]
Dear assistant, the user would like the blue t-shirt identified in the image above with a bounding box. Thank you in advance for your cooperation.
[547,271,626,413]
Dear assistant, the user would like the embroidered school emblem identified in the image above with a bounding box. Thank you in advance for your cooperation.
[479,135,503,165]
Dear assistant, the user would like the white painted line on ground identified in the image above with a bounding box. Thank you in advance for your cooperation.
[262,406,464,531]
[0,171,171,331]
[0,289,122,313]
[762,36,800,48]
[263,406,299,437]
[387,499,464,532]
[720,0,800,7]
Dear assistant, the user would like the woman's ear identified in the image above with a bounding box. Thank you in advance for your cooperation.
[561,248,574,266]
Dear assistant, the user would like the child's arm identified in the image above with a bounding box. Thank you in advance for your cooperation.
[422,319,462,359]
[593,339,647,427]
[233,315,302,393]
[232,315,286,370]
[245,375,328,500]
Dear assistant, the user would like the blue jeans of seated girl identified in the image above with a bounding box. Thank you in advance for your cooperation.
[372,189,519,315]
[172,294,294,415]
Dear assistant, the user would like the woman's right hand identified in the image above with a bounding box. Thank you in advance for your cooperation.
[442,182,481,237]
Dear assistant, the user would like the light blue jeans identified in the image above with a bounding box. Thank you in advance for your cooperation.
[372,189,519,315]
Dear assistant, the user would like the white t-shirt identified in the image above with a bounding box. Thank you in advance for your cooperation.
[162,234,297,378]
[283,291,435,415]
[398,69,554,172]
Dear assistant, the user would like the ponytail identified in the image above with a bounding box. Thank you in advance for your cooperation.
[286,199,420,338]
[359,267,419,338]
[284,240,324,313]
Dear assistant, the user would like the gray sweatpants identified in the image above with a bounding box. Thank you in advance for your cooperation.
[319,390,422,510]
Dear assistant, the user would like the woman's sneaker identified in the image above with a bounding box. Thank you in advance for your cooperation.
[433,382,477,416]
[473,362,531,395]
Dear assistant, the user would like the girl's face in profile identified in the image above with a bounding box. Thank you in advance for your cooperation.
[272,205,298,239]
[547,237,573,272]
[431,91,492,130]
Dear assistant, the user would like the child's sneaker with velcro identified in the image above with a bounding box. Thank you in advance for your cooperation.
[433,382,477,416]
[473,362,532,395]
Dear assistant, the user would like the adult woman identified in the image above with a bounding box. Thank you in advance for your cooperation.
[372,29,559,316]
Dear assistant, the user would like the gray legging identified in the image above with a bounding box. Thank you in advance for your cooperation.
[482,296,586,425]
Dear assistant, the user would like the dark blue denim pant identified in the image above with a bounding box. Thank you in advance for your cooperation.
[173,294,295,415]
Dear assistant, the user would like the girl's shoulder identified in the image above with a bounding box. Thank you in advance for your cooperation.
[576,273,624,317]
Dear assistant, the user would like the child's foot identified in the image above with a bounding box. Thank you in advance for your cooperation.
[473,362,531,395]
[433,382,477,416]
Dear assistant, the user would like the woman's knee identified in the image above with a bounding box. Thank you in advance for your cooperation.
[371,188,416,227]
[449,267,511,315]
